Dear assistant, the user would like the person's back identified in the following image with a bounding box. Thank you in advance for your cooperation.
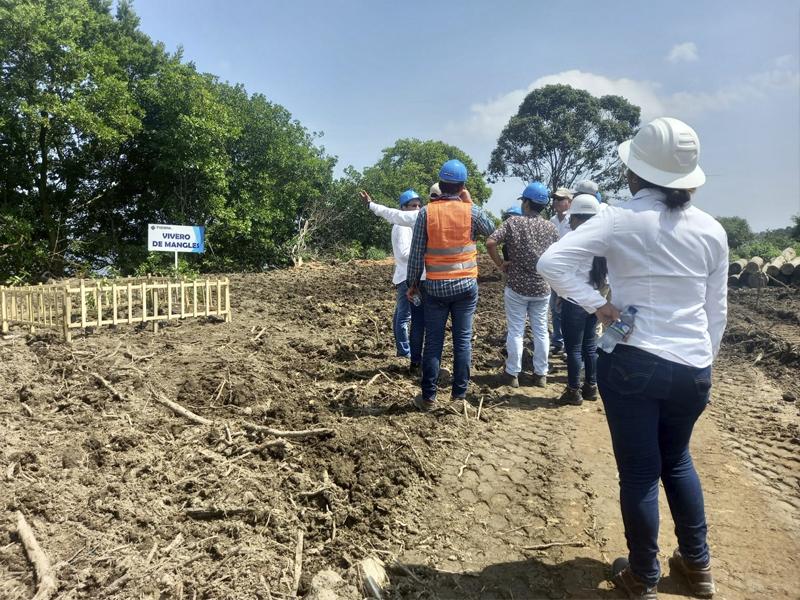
[500,215,558,298]
[600,190,727,366]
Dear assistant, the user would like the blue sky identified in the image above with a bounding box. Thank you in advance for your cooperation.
[130,0,799,231]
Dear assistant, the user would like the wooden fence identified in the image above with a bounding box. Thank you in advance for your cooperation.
[1,277,231,342]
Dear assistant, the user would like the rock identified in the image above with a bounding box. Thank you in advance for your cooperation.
[782,391,797,402]
[311,569,344,591]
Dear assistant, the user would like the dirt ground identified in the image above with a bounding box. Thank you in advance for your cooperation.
[1,257,798,599]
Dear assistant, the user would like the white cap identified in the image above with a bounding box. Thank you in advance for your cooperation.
[618,117,705,189]
[572,180,599,195]
[570,194,601,216]
[429,182,441,199]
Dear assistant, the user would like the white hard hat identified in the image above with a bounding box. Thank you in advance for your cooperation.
[618,117,705,189]
[570,194,601,216]
[572,180,598,195]
[429,182,441,199]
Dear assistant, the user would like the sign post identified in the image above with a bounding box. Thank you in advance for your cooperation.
[147,224,205,273]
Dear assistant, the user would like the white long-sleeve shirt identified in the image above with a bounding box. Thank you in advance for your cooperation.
[538,188,728,368]
[550,213,572,238]
[368,201,424,285]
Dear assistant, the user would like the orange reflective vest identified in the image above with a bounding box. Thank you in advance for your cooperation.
[424,200,478,280]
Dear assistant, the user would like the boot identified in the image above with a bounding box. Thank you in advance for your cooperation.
[611,557,658,599]
[581,383,598,400]
[669,549,715,598]
[503,372,520,388]
[560,386,583,406]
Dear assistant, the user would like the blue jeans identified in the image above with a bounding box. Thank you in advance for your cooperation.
[393,281,424,364]
[549,290,563,347]
[598,345,711,587]
[421,283,478,400]
[561,300,597,389]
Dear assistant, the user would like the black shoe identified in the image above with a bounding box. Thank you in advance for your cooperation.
[551,342,564,353]
[581,383,598,400]
[669,548,715,598]
[560,386,583,406]
[412,395,435,412]
[503,372,520,388]
[531,373,547,388]
[409,362,421,377]
[611,557,658,599]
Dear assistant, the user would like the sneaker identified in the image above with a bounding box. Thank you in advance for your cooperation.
[409,362,421,377]
[551,342,564,353]
[611,557,658,599]
[581,383,598,401]
[412,395,436,412]
[531,374,547,388]
[503,372,520,388]
[560,386,583,406]
[669,549,715,598]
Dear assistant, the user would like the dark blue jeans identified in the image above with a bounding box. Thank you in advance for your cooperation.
[549,290,563,347]
[421,283,478,400]
[561,300,597,389]
[393,281,424,363]
[598,345,711,587]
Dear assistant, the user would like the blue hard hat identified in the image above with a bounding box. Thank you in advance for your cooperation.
[520,181,549,204]
[438,159,468,183]
[398,189,420,206]
[506,205,523,216]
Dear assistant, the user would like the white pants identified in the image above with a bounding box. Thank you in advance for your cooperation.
[504,286,550,377]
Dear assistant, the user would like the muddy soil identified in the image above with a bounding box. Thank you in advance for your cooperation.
[1,258,798,599]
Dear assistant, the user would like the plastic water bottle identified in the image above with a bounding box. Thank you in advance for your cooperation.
[598,306,638,353]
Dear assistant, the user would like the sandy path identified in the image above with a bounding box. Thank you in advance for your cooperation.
[391,356,800,599]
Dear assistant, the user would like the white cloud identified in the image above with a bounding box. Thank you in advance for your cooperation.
[447,63,799,143]
[667,42,699,63]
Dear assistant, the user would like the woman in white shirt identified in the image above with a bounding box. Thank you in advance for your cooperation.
[360,189,425,374]
[538,117,727,600]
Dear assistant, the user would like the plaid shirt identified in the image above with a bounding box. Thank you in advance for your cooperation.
[407,199,496,297]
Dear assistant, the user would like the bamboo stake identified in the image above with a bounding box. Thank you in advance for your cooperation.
[96,282,102,327]
[28,290,34,333]
[225,278,231,322]
[79,280,87,329]
[167,282,172,321]
[192,280,198,317]
[216,279,221,317]
[63,286,72,342]
[15,511,59,600]
[205,279,210,317]
[1,286,7,333]
[152,284,159,333]
[141,282,147,322]
[180,280,186,319]
[127,283,133,324]
[112,283,118,325]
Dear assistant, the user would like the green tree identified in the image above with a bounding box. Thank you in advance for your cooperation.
[311,139,491,255]
[791,214,800,240]
[716,216,753,250]
[488,84,640,194]
[0,0,144,277]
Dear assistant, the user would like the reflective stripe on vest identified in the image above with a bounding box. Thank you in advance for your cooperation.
[426,260,478,273]
[424,201,479,280]
[426,244,477,256]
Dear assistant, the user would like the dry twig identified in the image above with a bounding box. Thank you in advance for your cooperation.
[293,531,304,597]
[243,423,334,439]
[522,540,587,551]
[150,388,214,426]
[457,452,473,478]
[15,511,58,600]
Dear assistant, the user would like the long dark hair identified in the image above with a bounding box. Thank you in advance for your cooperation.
[637,176,692,209]
[589,257,608,290]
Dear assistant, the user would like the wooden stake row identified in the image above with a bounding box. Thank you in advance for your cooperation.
[1,277,231,342]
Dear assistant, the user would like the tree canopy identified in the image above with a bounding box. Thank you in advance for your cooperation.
[308,139,491,257]
[488,84,640,194]
[716,217,754,250]
[0,0,335,279]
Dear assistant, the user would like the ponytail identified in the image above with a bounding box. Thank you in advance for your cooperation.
[661,188,692,209]
[635,175,693,210]
[589,257,608,290]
